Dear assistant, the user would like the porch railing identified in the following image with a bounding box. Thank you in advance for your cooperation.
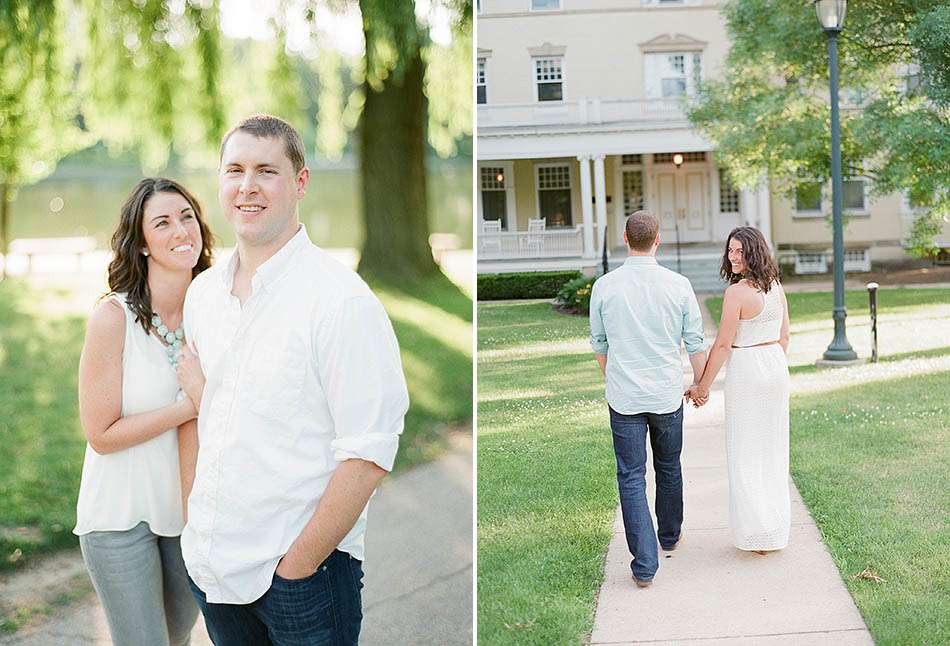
[478,226,584,260]
[477,97,689,129]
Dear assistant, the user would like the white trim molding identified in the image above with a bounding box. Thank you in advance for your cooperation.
[639,33,708,53]
[575,156,595,257]
[527,42,567,57]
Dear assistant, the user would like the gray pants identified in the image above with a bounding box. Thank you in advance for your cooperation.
[79,521,198,646]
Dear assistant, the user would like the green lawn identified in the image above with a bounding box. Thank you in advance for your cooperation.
[478,301,617,645]
[790,372,949,645]
[0,275,471,575]
[478,289,950,645]
[706,286,950,324]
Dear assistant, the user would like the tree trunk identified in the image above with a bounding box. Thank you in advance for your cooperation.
[356,39,439,284]
[0,182,9,281]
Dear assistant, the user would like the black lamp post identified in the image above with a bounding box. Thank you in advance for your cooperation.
[815,0,857,362]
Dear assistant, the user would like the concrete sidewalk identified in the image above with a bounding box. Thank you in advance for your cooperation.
[0,434,472,645]
[589,306,873,645]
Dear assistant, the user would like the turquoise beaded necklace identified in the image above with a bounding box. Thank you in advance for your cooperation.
[151,314,184,366]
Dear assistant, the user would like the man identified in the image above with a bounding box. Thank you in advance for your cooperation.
[589,211,707,588]
[178,114,409,644]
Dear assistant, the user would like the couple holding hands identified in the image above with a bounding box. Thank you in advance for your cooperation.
[590,212,791,587]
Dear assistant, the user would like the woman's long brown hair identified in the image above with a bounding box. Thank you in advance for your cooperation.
[719,226,779,293]
[107,178,214,334]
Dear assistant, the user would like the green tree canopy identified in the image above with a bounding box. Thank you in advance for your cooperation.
[0,0,90,273]
[3,0,471,283]
[79,0,225,169]
[689,0,950,257]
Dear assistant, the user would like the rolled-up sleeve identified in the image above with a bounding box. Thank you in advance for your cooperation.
[589,279,609,355]
[682,287,705,355]
[316,295,409,472]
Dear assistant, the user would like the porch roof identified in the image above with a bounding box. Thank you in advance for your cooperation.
[477,126,712,161]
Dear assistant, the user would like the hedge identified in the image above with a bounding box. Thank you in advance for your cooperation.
[477,270,583,300]
[555,275,598,315]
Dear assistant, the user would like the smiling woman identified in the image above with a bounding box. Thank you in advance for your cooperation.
[73,177,217,645]
[106,179,215,336]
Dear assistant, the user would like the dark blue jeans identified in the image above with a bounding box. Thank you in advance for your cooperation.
[188,550,363,646]
[609,404,684,581]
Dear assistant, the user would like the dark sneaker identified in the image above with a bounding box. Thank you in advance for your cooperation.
[662,533,682,551]
[633,577,653,588]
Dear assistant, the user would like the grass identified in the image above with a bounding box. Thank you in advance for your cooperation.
[706,286,950,324]
[478,287,950,646]
[376,275,473,467]
[790,372,950,645]
[478,301,618,645]
[0,282,88,574]
[0,274,471,575]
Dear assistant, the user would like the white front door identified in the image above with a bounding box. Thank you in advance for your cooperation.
[653,168,710,243]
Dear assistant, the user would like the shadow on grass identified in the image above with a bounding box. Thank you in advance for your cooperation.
[369,271,473,323]
[0,280,87,573]
[787,345,950,375]
[371,274,473,471]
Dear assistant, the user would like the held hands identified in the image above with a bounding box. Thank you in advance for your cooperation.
[684,383,710,408]
[176,344,206,413]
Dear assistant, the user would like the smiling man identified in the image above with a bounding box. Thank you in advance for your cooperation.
[177,114,409,645]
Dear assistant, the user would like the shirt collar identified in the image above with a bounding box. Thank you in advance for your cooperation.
[220,224,310,290]
[623,255,658,267]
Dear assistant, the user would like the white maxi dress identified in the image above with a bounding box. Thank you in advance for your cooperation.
[724,282,790,551]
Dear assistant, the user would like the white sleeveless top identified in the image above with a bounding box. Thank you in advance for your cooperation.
[74,294,185,536]
[733,282,784,347]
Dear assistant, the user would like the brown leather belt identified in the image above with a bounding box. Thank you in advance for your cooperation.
[732,340,781,349]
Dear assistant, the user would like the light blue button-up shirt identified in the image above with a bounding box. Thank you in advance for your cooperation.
[589,256,705,415]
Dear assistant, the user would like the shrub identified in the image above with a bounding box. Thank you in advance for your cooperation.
[477,270,583,300]
[556,275,597,315]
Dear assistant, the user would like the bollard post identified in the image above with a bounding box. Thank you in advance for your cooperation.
[867,282,879,363]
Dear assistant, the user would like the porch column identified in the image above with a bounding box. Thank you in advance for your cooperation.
[756,180,773,246]
[578,154,594,258]
[593,154,608,258]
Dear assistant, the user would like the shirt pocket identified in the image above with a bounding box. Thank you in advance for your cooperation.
[247,337,307,427]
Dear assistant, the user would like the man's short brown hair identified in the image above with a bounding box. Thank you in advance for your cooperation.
[625,211,660,251]
[220,114,306,173]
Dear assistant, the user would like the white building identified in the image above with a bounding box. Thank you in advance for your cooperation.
[476,0,947,290]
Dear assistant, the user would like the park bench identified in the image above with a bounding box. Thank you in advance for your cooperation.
[8,236,98,273]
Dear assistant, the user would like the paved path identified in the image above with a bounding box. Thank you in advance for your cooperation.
[780,279,950,293]
[0,435,472,645]
[589,301,874,645]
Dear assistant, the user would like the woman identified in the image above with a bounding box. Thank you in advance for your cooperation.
[691,226,791,553]
[74,178,213,645]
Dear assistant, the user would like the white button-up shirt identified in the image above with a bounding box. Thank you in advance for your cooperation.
[589,256,705,415]
[181,225,409,604]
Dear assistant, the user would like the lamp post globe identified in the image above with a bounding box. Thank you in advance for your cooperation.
[814,0,847,31]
